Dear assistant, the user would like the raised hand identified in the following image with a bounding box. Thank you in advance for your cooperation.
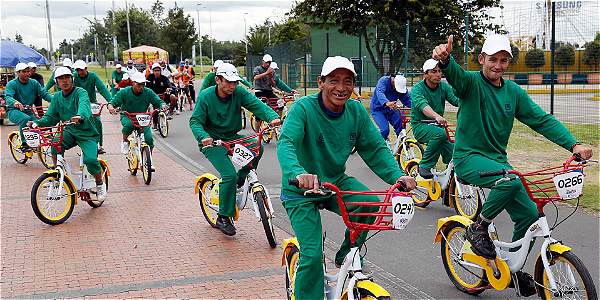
[432,35,454,62]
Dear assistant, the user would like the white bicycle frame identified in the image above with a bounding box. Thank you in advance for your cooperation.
[129,127,153,168]
[236,169,275,220]
[50,152,97,198]
[322,246,370,300]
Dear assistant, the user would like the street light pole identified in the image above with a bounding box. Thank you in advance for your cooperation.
[125,0,132,49]
[45,0,55,69]
[112,0,118,63]
[209,7,213,64]
[196,4,203,73]
[244,13,248,55]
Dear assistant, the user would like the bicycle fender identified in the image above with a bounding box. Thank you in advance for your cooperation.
[434,215,473,243]
[548,242,571,254]
[281,237,299,266]
[342,280,390,299]
[194,173,219,194]
[99,159,110,176]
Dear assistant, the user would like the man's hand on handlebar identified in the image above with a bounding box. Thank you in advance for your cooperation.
[70,115,82,123]
[396,176,416,191]
[269,118,282,126]
[434,115,448,127]
[572,144,593,161]
[296,174,320,191]
[107,104,118,115]
[201,137,214,147]
[26,121,37,128]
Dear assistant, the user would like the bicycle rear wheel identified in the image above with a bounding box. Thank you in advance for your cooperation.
[38,145,55,169]
[254,191,276,248]
[8,132,29,164]
[397,140,424,170]
[535,250,597,299]
[31,172,76,225]
[141,146,152,185]
[440,222,486,295]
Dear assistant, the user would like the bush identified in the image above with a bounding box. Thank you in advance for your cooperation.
[525,48,545,70]
[582,41,600,71]
[555,44,576,69]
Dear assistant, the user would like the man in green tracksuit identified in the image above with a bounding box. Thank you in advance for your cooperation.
[111,64,124,95]
[73,60,113,154]
[190,63,280,236]
[107,73,167,155]
[432,35,593,260]
[6,63,53,151]
[277,56,416,299]
[29,67,107,201]
[410,59,461,178]
[199,60,252,92]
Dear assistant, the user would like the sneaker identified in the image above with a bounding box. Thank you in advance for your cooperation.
[121,141,129,155]
[97,146,106,154]
[465,223,497,259]
[510,271,537,297]
[216,215,236,236]
[19,143,32,152]
[167,115,173,120]
[96,183,107,201]
[418,166,434,179]
[175,110,181,115]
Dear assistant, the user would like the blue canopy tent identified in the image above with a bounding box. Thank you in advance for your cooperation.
[0,40,48,67]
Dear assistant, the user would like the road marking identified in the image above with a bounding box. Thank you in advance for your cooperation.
[10,267,281,299]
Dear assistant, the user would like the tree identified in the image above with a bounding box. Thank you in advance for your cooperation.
[292,0,503,76]
[161,5,198,62]
[107,5,158,53]
[272,19,310,45]
[524,48,545,70]
[15,33,23,43]
[247,24,270,55]
[582,41,600,71]
[555,44,575,70]
[150,0,165,26]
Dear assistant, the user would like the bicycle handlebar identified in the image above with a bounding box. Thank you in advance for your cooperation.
[479,170,508,178]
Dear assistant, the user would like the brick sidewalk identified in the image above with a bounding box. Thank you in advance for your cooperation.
[0,114,287,299]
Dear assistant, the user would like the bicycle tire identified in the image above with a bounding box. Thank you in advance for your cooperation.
[440,222,486,295]
[250,114,262,133]
[128,146,138,176]
[241,109,247,129]
[31,172,76,225]
[449,176,482,220]
[141,146,152,185]
[87,164,109,208]
[408,164,431,208]
[397,140,424,171]
[255,191,277,248]
[535,250,597,299]
[341,287,392,300]
[284,244,300,300]
[38,145,55,169]
[8,132,29,164]
[158,112,169,138]
[198,178,219,228]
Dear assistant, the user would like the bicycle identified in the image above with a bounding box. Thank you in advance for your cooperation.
[435,155,597,299]
[283,179,415,299]
[176,81,191,112]
[391,107,424,171]
[122,110,159,185]
[26,121,110,225]
[194,126,277,248]
[406,121,483,219]
[8,105,54,169]
[250,95,295,143]
[154,93,170,138]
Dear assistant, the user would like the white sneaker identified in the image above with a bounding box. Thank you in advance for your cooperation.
[121,141,129,154]
[175,110,181,115]
[96,183,107,201]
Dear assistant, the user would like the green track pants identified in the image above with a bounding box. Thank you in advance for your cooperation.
[7,109,36,142]
[120,115,154,149]
[51,130,101,175]
[414,123,453,170]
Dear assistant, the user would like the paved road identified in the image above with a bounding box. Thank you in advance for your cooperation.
[157,111,599,299]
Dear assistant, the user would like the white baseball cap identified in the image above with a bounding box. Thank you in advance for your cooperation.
[54,67,73,78]
[262,54,273,62]
[213,59,224,68]
[216,63,242,81]
[321,56,357,77]
[131,72,147,83]
[122,73,130,80]
[62,58,73,67]
[270,62,279,70]
[115,64,122,69]
[73,60,87,70]
[393,75,407,93]
[151,62,161,70]
[15,62,29,72]
[481,34,513,57]
[27,62,37,69]
[422,59,439,72]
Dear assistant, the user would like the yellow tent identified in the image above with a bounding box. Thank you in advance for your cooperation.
[122,45,169,65]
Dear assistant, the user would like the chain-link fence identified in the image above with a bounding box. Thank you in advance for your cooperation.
[245,1,599,143]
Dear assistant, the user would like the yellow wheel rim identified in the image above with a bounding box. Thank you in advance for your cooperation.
[35,176,75,221]
[444,226,484,289]
[542,255,587,299]
[200,181,219,225]
[9,133,28,162]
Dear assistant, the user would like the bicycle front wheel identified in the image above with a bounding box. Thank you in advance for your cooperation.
[284,244,300,300]
[8,132,29,164]
[31,172,76,225]
[250,114,262,133]
[141,146,152,185]
[397,140,424,170]
[38,145,55,169]
[158,112,169,138]
[128,146,138,175]
[255,191,276,248]
[535,250,597,300]
[340,285,391,300]
[440,222,486,295]
[198,178,219,228]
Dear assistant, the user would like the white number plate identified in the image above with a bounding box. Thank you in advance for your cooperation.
[90,103,101,115]
[135,114,151,126]
[23,131,41,148]
[277,98,285,108]
[231,144,255,167]
[392,195,414,229]
[552,171,584,200]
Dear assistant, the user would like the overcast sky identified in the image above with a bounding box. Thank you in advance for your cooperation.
[1,0,295,49]
[1,0,598,51]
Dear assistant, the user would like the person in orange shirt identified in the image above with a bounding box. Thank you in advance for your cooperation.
[174,61,196,106]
